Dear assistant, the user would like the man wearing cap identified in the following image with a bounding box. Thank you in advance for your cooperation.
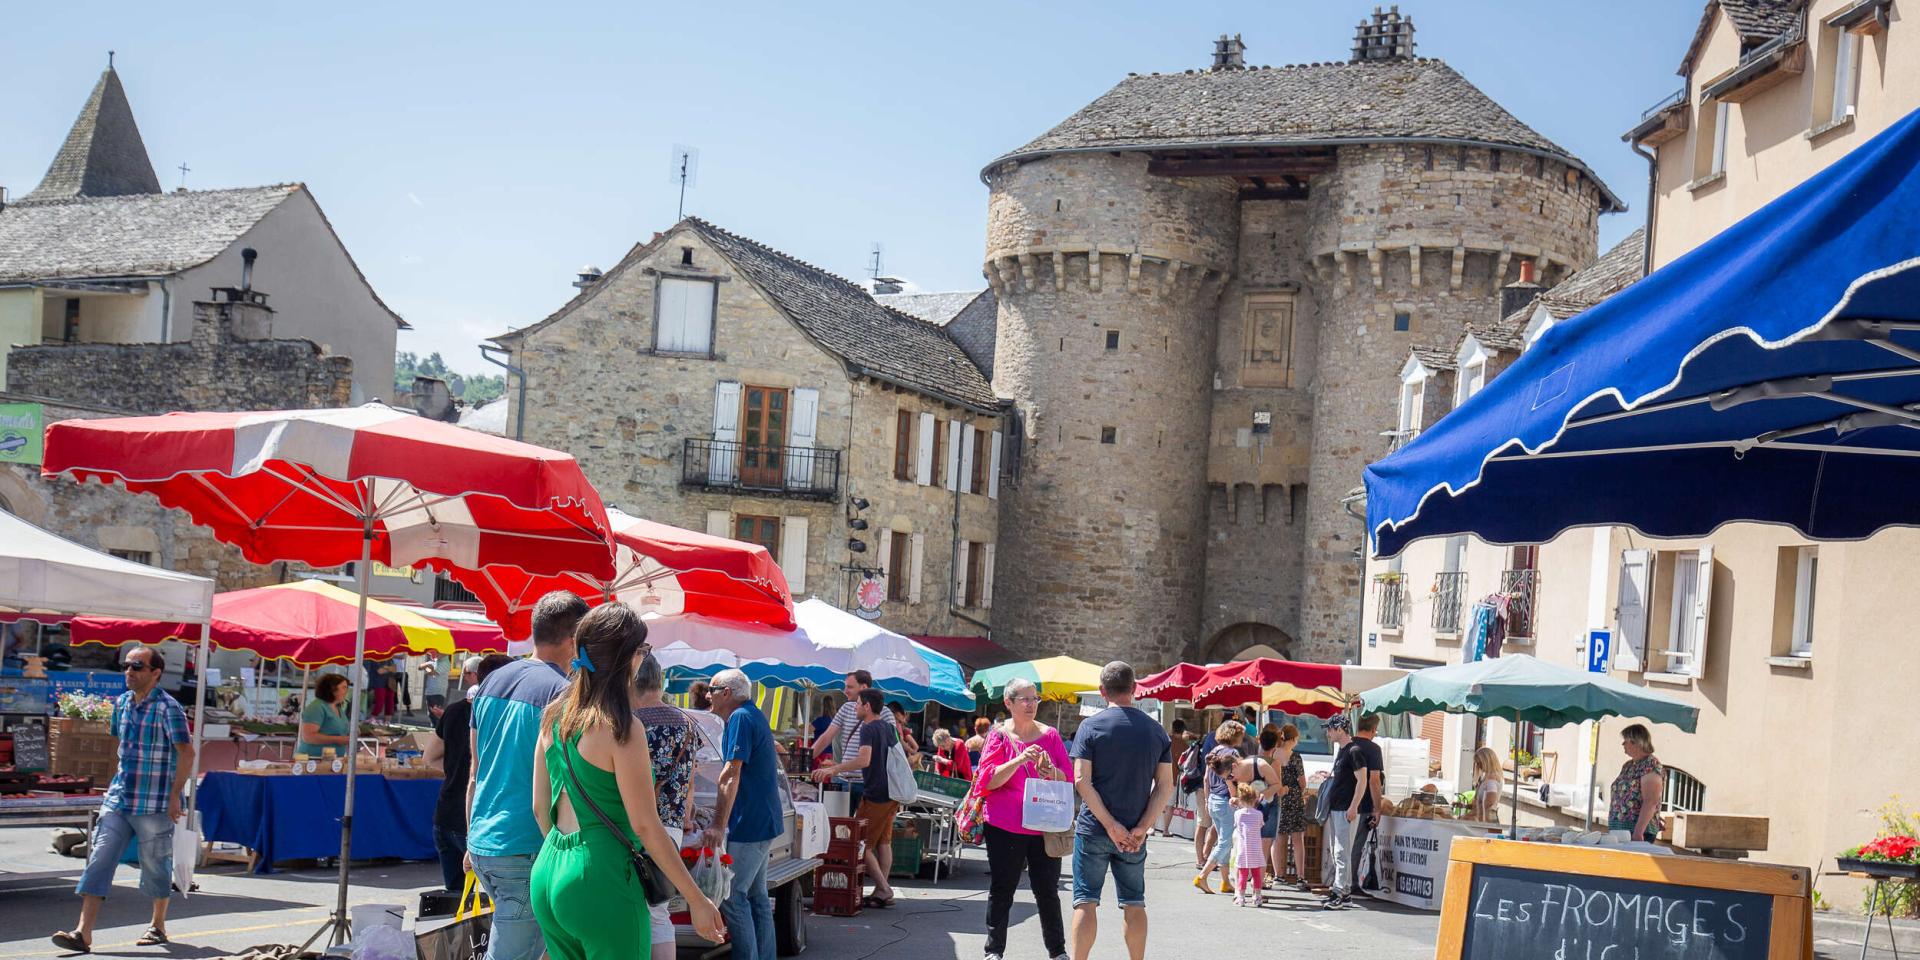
[1321,714,1384,910]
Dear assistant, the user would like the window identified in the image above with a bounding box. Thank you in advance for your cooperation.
[739,386,787,487]
[1455,338,1488,406]
[965,541,987,607]
[1105,330,1121,351]
[1393,311,1411,332]
[893,410,914,481]
[63,298,81,342]
[654,277,716,354]
[1398,372,1426,437]
[971,428,990,492]
[680,247,694,266]
[733,515,780,556]
[1790,546,1818,656]
[1442,535,1467,574]
[1661,548,1714,677]
[1829,26,1863,124]
[1242,293,1296,387]
[887,533,911,602]
[107,549,154,565]
[1099,426,1117,445]
[1711,101,1730,174]
[929,417,946,487]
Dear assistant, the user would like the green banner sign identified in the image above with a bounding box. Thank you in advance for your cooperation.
[0,402,44,466]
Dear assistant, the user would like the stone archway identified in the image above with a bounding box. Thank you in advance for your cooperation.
[1202,622,1295,664]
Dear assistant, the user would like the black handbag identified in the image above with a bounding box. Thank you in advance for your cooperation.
[560,744,674,906]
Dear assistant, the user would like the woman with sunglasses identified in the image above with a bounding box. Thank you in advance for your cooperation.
[976,677,1073,960]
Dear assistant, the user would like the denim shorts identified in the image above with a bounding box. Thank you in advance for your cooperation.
[1071,832,1147,908]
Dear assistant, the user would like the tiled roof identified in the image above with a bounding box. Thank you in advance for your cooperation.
[873,291,986,327]
[1680,0,1802,74]
[1467,229,1648,353]
[0,185,298,282]
[23,68,162,202]
[987,58,1620,209]
[1410,345,1457,371]
[688,220,999,410]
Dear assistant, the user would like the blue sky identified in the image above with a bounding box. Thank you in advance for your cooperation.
[5,1,1704,377]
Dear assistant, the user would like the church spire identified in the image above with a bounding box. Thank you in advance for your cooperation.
[23,60,162,201]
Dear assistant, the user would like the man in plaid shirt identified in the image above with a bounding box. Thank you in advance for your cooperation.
[52,645,195,954]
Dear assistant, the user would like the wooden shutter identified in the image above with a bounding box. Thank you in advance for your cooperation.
[982,543,995,608]
[988,430,1002,499]
[1615,549,1651,672]
[711,381,742,484]
[909,533,924,603]
[959,423,977,494]
[779,516,808,594]
[915,412,936,485]
[894,411,913,481]
[878,529,894,598]
[1419,713,1445,765]
[705,510,730,537]
[953,541,970,607]
[785,387,819,490]
[944,420,962,491]
[656,278,690,351]
[1688,545,1713,677]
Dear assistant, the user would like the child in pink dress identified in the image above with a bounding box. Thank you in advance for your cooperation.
[1230,782,1267,906]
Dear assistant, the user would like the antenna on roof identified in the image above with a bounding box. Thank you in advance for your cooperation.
[868,243,884,280]
[669,144,700,219]
[108,50,115,69]
[176,162,190,191]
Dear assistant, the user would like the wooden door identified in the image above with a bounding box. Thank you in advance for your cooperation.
[739,386,788,487]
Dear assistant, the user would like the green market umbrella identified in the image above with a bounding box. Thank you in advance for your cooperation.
[1356,654,1699,831]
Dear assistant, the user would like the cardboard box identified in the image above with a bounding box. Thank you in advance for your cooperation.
[1672,812,1769,852]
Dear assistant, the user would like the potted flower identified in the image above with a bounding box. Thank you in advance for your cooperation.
[1838,835,1920,880]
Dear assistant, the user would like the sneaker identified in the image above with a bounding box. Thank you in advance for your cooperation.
[1320,893,1347,911]
[1232,895,1245,906]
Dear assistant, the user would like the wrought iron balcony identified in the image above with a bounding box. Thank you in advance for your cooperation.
[434,575,479,605]
[1375,577,1406,630]
[1431,571,1468,634]
[1500,568,1539,639]
[682,438,840,501]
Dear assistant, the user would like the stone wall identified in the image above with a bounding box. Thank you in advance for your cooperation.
[8,297,354,414]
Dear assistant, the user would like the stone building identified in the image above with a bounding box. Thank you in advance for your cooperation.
[981,11,1621,666]
[0,64,405,401]
[492,219,1002,637]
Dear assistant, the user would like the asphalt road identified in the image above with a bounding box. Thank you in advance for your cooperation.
[0,826,1898,959]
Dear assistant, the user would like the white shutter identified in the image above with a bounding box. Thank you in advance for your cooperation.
[982,543,995,608]
[915,412,935,485]
[706,510,730,537]
[988,430,1002,499]
[786,387,820,489]
[1690,545,1713,677]
[953,541,970,607]
[960,423,977,494]
[944,420,962,491]
[656,278,690,351]
[878,529,894,597]
[711,381,741,484]
[684,279,715,353]
[1615,549,1650,672]
[909,534,924,604]
[780,516,809,594]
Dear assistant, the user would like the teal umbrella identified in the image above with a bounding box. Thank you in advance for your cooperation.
[1355,654,1698,832]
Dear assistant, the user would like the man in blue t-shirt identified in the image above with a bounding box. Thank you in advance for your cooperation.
[710,669,782,960]
[465,591,586,960]
[1070,661,1173,960]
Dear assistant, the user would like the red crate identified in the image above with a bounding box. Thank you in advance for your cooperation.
[822,817,865,865]
[810,863,864,917]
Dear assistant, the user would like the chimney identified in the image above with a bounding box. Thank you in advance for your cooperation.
[872,276,905,295]
[1351,6,1417,62]
[1501,259,1543,320]
[241,247,258,292]
[0,186,8,212]
[573,264,603,291]
[1211,33,1247,71]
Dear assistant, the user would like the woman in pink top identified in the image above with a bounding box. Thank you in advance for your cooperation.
[975,677,1073,960]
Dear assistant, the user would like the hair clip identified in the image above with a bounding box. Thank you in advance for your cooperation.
[570,651,596,673]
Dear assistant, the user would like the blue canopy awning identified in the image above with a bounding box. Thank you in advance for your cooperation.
[1367,107,1920,556]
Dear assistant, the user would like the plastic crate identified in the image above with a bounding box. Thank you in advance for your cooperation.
[912,769,969,804]
[822,817,865,865]
[810,863,864,917]
[889,833,923,877]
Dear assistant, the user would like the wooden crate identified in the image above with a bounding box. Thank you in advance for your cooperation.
[1673,812,1769,852]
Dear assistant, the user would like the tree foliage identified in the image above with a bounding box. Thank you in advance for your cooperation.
[395,351,506,406]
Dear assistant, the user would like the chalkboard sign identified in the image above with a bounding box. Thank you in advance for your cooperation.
[12,721,49,773]
[1437,838,1811,960]
[1462,863,1771,960]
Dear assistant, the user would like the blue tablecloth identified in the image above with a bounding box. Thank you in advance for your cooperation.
[197,771,441,873]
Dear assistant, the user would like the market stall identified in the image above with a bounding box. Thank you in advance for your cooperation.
[196,769,440,872]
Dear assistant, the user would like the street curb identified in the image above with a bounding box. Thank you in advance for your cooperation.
[1813,912,1920,952]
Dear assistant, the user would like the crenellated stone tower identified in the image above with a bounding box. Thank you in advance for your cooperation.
[983,8,1617,666]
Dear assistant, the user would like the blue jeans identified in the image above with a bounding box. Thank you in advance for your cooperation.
[1071,832,1148,908]
[76,809,174,900]
[722,839,776,960]
[471,852,542,960]
[433,826,466,893]
[1205,795,1235,868]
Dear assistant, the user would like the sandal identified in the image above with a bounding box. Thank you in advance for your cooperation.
[51,931,90,954]
[860,894,895,909]
[136,928,169,946]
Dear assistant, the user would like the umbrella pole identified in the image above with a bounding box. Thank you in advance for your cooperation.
[185,616,213,843]
[1509,718,1520,836]
[314,525,374,949]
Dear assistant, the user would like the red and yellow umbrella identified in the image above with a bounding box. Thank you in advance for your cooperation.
[71,580,460,667]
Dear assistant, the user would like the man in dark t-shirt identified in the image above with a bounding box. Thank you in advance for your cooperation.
[812,688,900,905]
[1322,714,1385,908]
[1071,661,1174,960]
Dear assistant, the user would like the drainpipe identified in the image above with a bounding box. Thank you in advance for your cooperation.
[1630,139,1659,277]
[158,277,172,342]
[478,343,526,440]
[1340,487,1370,666]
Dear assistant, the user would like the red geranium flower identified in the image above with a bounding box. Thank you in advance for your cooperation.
[720,854,733,866]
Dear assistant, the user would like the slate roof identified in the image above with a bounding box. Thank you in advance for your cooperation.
[23,68,162,202]
[0,185,298,282]
[1680,0,1802,74]
[987,57,1623,211]
[686,220,999,410]
[873,290,986,327]
[1468,229,1647,352]
[1410,345,1457,371]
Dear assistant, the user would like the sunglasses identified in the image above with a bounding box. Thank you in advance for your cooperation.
[122,662,159,672]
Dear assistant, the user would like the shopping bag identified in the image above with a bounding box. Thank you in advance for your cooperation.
[1021,778,1075,834]
[170,818,200,898]
[415,873,491,960]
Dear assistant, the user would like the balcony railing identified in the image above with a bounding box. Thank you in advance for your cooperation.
[1500,568,1539,639]
[1431,571,1468,634]
[1375,577,1405,630]
[682,438,840,501]
[1640,86,1688,120]
[434,575,479,605]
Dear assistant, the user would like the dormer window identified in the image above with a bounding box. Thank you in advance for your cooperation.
[1397,355,1431,446]
[1455,336,1489,405]
[1522,303,1557,349]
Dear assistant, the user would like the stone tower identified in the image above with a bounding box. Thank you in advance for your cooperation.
[984,10,1618,666]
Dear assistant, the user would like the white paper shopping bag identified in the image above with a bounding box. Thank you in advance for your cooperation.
[1021,778,1075,833]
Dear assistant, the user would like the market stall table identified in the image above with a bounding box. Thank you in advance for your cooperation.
[196,770,439,873]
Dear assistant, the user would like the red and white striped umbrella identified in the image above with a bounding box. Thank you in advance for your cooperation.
[42,404,616,581]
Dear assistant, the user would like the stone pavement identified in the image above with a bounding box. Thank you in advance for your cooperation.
[0,826,1902,958]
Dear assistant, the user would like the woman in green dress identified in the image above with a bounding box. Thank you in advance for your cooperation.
[296,673,354,758]
[531,602,725,958]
